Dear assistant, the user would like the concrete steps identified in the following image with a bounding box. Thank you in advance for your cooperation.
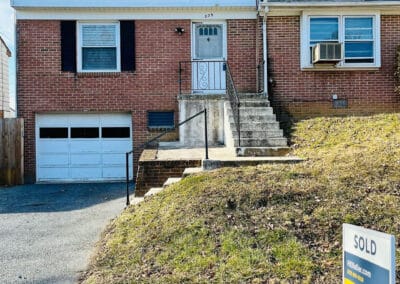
[163,178,182,187]
[144,168,204,198]
[234,138,288,147]
[231,122,281,131]
[232,130,284,139]
[236,146,290,157]
[182,167,204,177]
[226,94,288,154]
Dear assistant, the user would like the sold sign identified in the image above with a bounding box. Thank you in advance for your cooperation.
[343,224,396,284]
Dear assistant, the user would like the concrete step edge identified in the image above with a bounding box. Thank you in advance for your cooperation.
[163,177,183,187]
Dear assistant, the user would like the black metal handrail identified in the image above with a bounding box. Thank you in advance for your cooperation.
[179,60,227,94]
[225,62,241,147]
[125,109,209,206]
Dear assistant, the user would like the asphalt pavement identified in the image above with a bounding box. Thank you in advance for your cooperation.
[0,183,134,283]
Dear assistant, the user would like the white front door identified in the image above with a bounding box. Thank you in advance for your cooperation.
[36,113,133,182]
[192,22,227,94]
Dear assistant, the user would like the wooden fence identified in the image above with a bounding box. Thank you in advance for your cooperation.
[0,118,24,185]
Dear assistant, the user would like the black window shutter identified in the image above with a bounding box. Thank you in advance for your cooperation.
[120,21,135,72]
[61,21,77,72]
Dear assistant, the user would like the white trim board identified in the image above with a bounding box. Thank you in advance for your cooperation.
[15,8,257,20]
[300,10,381,70]
[11,0,255,8]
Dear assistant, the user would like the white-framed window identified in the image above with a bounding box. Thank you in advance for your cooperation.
[77,22,121,72]
[301,12,380,69]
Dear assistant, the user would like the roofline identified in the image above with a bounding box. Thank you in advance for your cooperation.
[0,36,11,57]
[10,0,256,9]
[260,1,400,8]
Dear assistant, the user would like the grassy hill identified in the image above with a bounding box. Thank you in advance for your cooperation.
[82,114,400,283]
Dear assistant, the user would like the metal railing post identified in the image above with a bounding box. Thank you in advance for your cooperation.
[179,62,182,95]
[204,108,209,160]
[125,152,130,206]
[237,103,241,147]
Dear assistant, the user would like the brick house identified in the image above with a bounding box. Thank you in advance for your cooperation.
[12,0,267,183]
[259,0,400,121]
[12,0,400,183]
[0,36,11,118]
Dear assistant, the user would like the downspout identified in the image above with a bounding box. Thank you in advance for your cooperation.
[262,7,269,98]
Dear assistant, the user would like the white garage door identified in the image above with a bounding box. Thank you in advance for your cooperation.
[36,113,133,182]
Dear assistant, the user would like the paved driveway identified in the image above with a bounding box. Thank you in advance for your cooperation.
[0,183,134,284]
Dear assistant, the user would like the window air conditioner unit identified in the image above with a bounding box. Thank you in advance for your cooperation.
[312,43,343,64]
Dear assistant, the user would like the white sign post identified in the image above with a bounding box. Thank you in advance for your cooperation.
[343,224,396,284]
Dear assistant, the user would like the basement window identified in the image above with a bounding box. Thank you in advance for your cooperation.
[148,111,175,129]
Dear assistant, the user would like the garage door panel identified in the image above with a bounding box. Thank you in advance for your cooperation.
[102,140,132,153]
[100,113,132,126]
[69,115,99,126]
[38,154,69,167]
[37,140,69,153]
[36,113,132,182]
[37,114,70,125]
[102,153,125,165]
[70,154,101,166]
[70,167,102,179]
[70,140,101,152]
[103,166,129,178]
[38,167,70,180]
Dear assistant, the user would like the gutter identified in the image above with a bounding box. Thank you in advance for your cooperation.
[259,1,400,8]
[262,10,268,98]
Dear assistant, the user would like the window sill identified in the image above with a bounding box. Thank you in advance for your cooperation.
[148,127,175,132]
[301,66,380,72]
[76,72,122,78]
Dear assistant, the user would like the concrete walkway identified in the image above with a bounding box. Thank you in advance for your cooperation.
[156,145,303,167]
[0,183,138,284]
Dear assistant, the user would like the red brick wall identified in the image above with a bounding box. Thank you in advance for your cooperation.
[267,15,400,120]
[228,19,258,93]
[17,20,192,182]
[17,19,258,182]
[135,158,201,197]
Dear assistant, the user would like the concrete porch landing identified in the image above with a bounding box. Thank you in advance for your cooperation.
[155,146,303,166]
[156,145,303,169]
[134,145,303,196]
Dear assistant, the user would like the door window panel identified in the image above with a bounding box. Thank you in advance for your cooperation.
[195,24,223,59]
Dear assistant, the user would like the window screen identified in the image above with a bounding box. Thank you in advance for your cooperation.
[344,17,374,63]
[80,24,118,71]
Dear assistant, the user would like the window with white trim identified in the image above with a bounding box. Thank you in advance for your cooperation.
[302,13,380,69]
[77,22,120,72]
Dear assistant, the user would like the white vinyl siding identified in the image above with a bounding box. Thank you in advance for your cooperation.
[77,22,120,72]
